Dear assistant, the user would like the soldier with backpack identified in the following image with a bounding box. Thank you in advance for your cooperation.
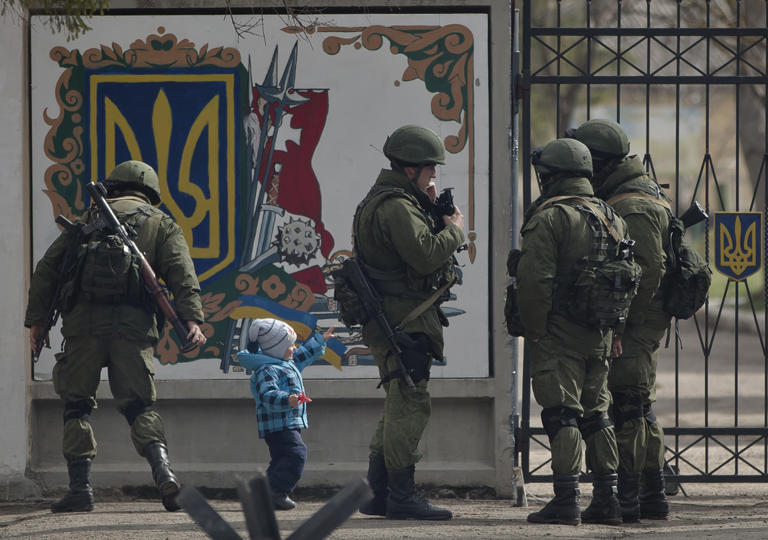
[517,138,640,526]
[567,118,686,522]
[354,125,464,521]
[25,160,206,513]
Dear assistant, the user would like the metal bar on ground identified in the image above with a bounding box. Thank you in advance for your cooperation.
[285,479,373,540]
[237,473,281,540]
[177,485,243,540]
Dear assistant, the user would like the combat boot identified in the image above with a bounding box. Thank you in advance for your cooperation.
[143,441,181,512]
[386,465,452,520]
[527,474,580,525]
[51,458,95,513]
[639,468,669,519]
[617,470,641,523]
[359,454,388,516]
[581,472,622,525]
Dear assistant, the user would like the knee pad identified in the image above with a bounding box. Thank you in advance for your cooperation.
[578,411,613,439]
[122,398,153,426]
[643,402,657,424]
[610,393,643,431]
[541,406,580,443]
[63,399,93,423]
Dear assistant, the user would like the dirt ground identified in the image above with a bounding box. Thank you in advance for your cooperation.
[2,481,768,540]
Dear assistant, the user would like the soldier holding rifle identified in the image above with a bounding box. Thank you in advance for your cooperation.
[354,125,464,521]
[25,161,205,514]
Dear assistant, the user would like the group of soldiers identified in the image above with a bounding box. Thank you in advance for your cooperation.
[25,120,672,526]
[518,119,672,525]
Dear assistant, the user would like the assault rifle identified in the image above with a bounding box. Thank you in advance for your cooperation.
[86,181,197,353]
[31,215,85,362]
[338,258,416,389]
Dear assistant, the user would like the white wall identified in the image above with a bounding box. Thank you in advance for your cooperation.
[0,13,38,498]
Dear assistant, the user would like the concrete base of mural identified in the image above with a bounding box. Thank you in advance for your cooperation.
[26,379,502,495]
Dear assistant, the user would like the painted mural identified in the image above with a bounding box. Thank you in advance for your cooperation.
[30,13,490,380]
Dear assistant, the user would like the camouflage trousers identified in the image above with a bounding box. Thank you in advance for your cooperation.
[368,342,431,470]
[52,334,167,461]
[529,315,618,476]
[608,301,672,472]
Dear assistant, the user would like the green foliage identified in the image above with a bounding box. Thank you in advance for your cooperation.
[1,0,110,41]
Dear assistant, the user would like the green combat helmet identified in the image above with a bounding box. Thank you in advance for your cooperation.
[531,138,593,179]
[567,118,630,159]
[383,125,446,166]
[104,160,162,205]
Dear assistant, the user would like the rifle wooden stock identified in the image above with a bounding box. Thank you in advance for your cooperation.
[86,181,196,353]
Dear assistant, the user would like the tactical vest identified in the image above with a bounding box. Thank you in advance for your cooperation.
[546,196,641,331]
[67,204,153,308]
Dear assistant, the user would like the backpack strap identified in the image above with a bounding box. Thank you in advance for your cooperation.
[607,191,672,212]
[533,195,623,244]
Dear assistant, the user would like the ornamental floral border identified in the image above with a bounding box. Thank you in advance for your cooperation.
[282,24,479,262]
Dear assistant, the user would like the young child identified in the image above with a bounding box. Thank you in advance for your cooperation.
[236,318,335,510]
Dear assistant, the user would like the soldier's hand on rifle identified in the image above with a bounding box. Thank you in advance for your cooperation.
[443,205,465,231]
[30,325,49,355]
[185,321,207,347]
[425,181,438,203]
[288,394,300,407]
[611,336,623,358]
[322,326,337,342]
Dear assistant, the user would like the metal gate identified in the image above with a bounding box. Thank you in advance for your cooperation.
[512,0,768,483]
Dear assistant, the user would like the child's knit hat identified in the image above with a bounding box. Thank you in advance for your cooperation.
[247,318,297,359]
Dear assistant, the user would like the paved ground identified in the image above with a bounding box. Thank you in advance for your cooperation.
[2,482,768,539]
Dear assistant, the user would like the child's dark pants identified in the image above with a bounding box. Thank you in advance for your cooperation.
[265,428,307,495]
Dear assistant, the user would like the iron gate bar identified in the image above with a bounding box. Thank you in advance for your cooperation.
[518,0,768,484]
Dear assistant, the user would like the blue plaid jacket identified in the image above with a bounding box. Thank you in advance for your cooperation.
[236,332,325,438]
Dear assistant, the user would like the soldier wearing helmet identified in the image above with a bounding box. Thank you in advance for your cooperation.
[355,125,464,521]
[25,160,205,514]
[517,138,628,525]
[568,119,673,522]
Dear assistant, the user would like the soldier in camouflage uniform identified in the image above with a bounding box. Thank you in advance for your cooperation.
[355,125,464,521]
[518,138,627,526]
[569,119,672,522]
[25,161,206,514]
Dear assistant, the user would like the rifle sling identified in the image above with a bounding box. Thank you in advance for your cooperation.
[395,276,457,331]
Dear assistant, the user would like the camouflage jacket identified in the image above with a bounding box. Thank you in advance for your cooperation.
[25,192,204,343]
[355,169,464,357]
[597,155,672,325]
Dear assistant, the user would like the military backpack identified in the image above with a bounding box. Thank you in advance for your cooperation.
[62,203,153,310]
[607,192,712,319]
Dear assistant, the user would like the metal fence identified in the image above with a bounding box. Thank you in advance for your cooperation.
[513,0,768,483]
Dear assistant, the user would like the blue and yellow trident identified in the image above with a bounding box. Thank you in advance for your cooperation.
[714,212,762,281]
[87,69,242,285]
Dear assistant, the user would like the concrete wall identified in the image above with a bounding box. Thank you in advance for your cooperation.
[1,0,516,499]
[0,13,40,500]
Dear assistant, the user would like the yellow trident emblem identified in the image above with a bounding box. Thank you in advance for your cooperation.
[714,212,762,280]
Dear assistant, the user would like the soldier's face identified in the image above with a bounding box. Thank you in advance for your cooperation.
[407,164,437,193]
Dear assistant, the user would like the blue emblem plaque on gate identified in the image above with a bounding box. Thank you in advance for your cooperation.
[714,212,762,281]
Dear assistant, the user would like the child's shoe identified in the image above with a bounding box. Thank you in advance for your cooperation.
[273,493,296,510]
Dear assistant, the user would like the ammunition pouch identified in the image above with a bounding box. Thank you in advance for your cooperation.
[578,411,613,439]
[504,249,525,337]
[63,399,94,423]
[541,406,580,443]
